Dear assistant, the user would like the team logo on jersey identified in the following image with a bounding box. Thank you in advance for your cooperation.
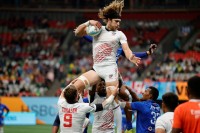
[112,32,116,35]
[191,109,200,119]
[148,126,153,131]
[109,74,113,79]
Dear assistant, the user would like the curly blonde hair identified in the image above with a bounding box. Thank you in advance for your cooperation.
[98,0,124,23]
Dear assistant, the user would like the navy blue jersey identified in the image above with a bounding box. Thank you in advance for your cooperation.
[131,100,160,133]
[0,103,9,126]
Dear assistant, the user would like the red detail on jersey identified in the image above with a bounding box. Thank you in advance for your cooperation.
[98,110,114,130]
[94,43,112,63]
[62,107,77,113]
[63,113,72,127]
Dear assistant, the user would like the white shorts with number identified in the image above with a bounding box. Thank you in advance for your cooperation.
[93,64,119,82]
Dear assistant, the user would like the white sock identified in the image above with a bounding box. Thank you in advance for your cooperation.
[82,118,90,132]
[0,127,4,133]
[113,101,122,133]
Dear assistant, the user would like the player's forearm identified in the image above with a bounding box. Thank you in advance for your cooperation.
[52,126,59,133]
[119,102,131,110]
[74,21,89,37]
[133,52,148,59]
[125,86,140,102]
[102,95,115,108]
[89,87,96,103]
[124,49,133,61]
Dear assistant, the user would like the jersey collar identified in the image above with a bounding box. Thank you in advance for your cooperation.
[189,99,200,102]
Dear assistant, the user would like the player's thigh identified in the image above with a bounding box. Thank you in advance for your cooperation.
[94,64,119,86]
[73,70,101,91]
[81,70,101,86]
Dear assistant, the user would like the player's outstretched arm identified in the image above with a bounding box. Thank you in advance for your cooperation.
[82,36,157,60]
[117,48,148,59]
[119,43,157,59]
[89,85,119,112]
[121,43,141,66]
[124,85,140,102]
[101,85,119,109]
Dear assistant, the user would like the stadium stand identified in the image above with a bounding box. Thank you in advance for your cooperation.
[0,1,200,96]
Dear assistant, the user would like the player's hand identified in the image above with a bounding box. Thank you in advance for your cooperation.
[129,54,141,66]
[109,84,119,97]
[148,43,157,55]
[89,20,102,29]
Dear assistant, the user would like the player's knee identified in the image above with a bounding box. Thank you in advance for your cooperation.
[106,85,118,96]
[107,86,116,90]
[77,75,90,90]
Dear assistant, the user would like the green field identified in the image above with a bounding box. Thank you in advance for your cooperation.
[5,125,52,133]
[4,125,93,133]
[4,125,135,133]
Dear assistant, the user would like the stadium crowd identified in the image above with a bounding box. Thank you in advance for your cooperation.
[0,13,199,97]
[0,1,200,133]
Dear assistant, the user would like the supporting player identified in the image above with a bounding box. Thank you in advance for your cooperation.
[73,1,141,132]
[57,83,118,132]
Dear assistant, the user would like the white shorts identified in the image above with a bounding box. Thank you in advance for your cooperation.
[93,64,119,82]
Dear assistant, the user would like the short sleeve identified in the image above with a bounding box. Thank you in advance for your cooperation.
[173,106,182,128]
[155,116,166,129]
[81,103,97,113]
[119,31,127,44]
[131,102,145,111]
[58,97,65,106]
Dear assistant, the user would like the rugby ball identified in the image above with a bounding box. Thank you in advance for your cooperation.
[86,25,102,36]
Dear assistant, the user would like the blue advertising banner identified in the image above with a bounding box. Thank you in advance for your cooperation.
[157,82,176,100]
[4,112,36,125]
[22,97,58,124]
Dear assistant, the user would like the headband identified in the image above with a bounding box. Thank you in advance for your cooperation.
[104,9,121,19]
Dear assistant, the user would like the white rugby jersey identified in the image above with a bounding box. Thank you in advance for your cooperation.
[92,93,115,133]
[93,26,127,66]
[58,98,96,133]
[155,112,174,133]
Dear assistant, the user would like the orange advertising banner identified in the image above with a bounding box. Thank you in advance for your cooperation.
[1,97,29,112]
[176,82,189,101]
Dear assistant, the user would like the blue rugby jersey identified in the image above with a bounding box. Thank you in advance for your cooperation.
[131,100,160,133]
[0,103,9,125]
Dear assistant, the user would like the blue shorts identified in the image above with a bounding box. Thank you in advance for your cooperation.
[122,114,127,130]
[0,118,4,126]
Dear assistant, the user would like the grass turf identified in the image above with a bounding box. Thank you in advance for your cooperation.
[5,125,91,133]
[5,125,52,133]
[4,125,135,133]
